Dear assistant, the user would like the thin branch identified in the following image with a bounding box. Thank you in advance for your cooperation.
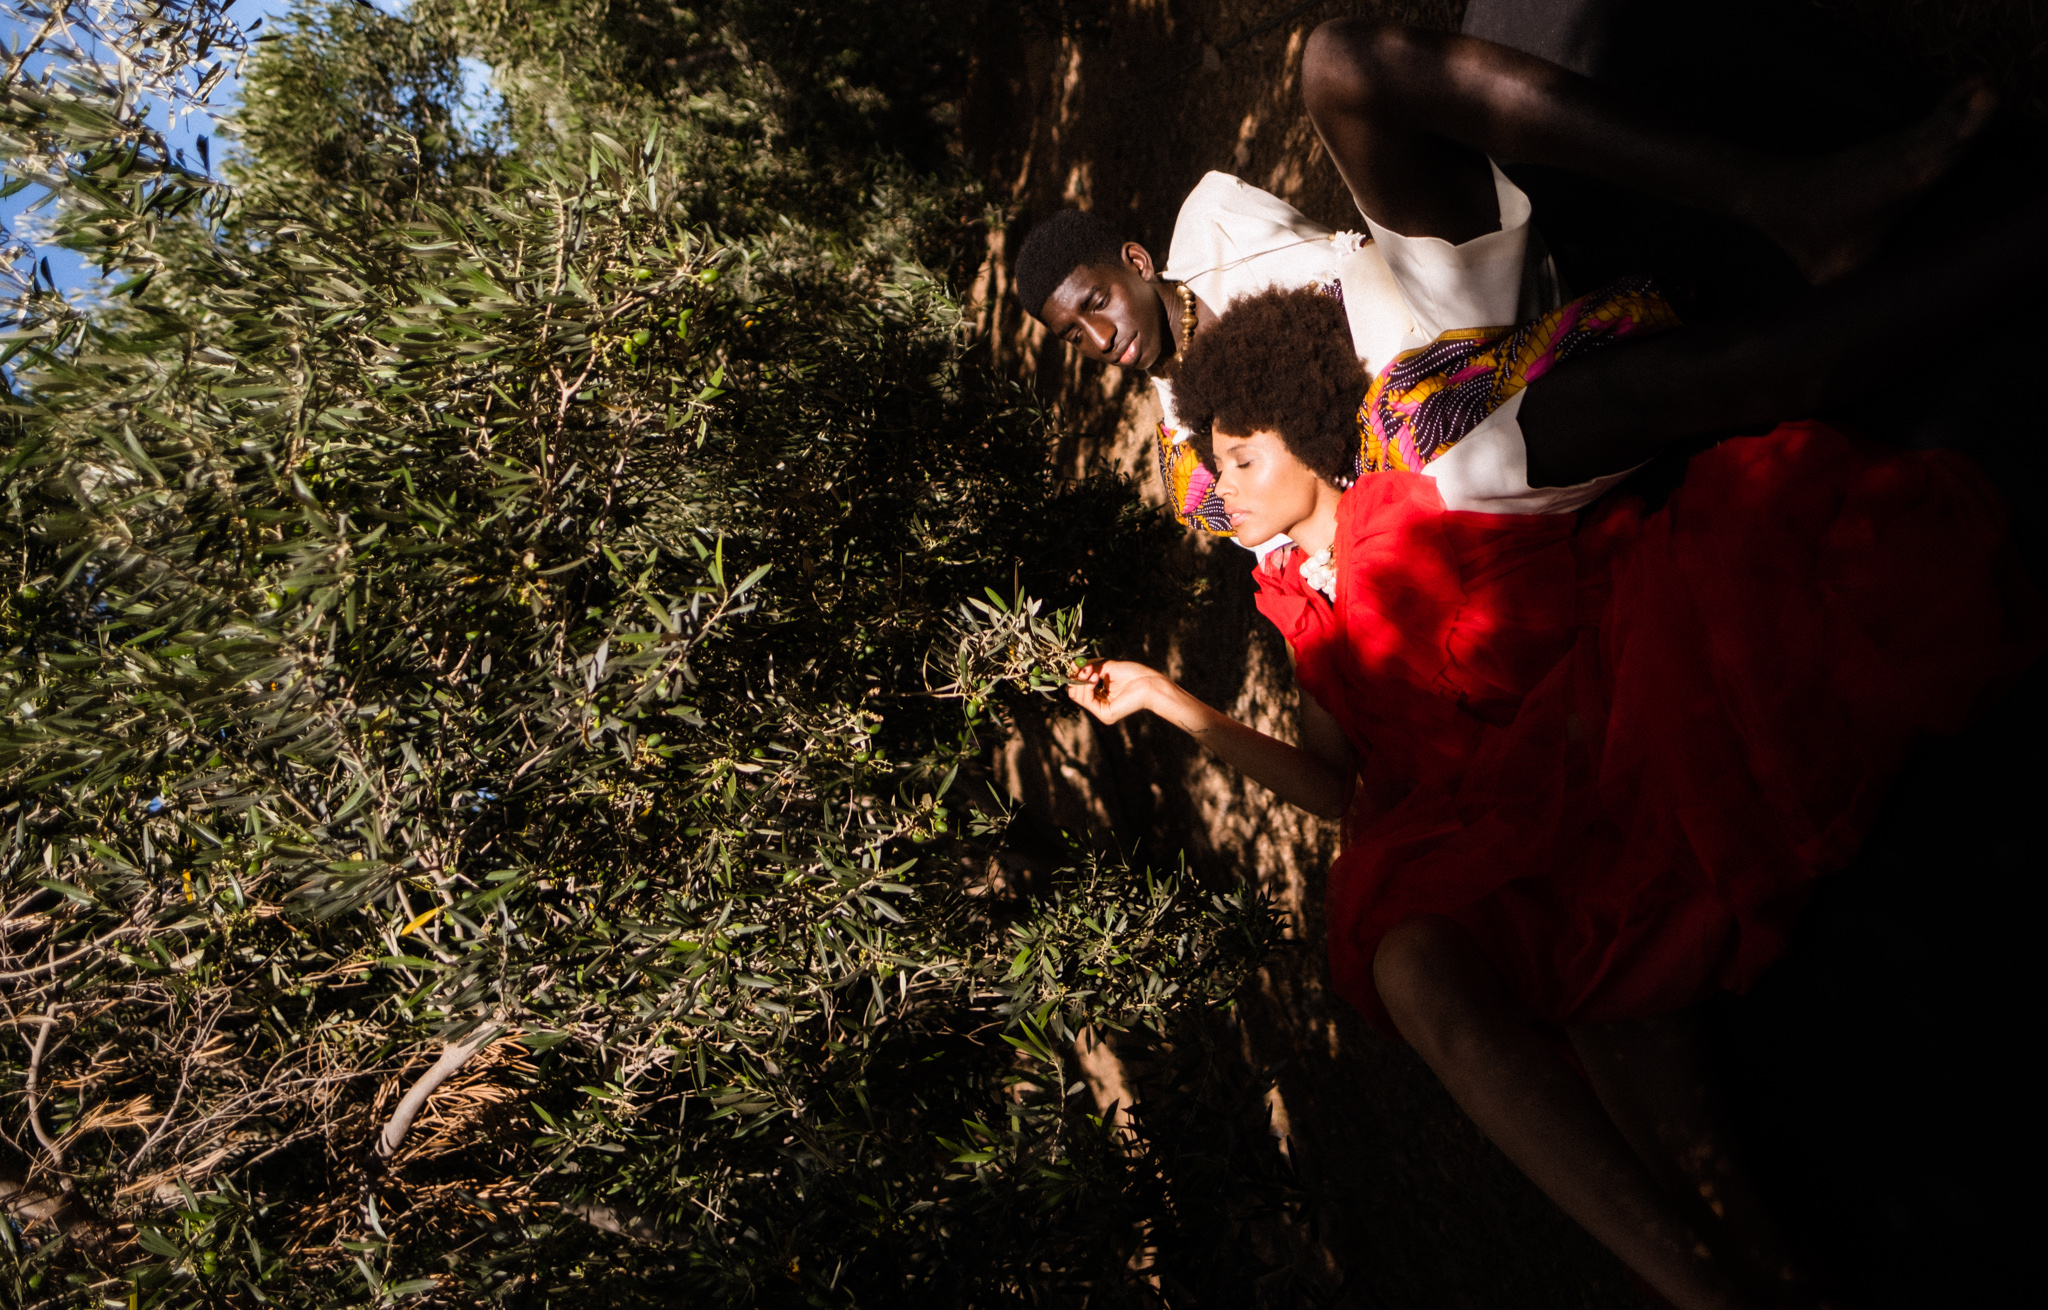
[0,7,63,92]
[23,1001,66,1175]
[0,910,151,984]
[122,1002,223,1178]
[562,1197,665,1242]
[373,1024,502,1161]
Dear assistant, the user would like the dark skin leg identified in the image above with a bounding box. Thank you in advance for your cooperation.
[1520,188,2048,487]
[1302,19,1996,283]
[1365,161,2048,1310]
[1375,916,1766,1310]
[1297,28,2016,1305]
[1572,1015,1822,1309]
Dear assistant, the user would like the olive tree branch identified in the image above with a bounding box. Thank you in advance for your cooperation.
[373,1023,504,1162]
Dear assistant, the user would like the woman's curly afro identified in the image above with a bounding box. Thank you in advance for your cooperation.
[1172,286,1364,482]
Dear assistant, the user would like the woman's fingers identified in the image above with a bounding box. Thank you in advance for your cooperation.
[1069,663,1126,720]
[1064,660,1165,724]
[1066,680,1124,722]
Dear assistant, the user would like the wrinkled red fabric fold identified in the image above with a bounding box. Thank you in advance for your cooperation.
[1254,422,2045,1035]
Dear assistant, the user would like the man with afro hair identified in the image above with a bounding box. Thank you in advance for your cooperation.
[1015,15,1991,532]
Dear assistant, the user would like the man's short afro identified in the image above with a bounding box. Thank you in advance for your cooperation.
[1014,210,1125,320]
[1172,286,1365,483]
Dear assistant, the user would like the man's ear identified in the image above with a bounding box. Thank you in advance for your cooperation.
[1122,242,1156,281]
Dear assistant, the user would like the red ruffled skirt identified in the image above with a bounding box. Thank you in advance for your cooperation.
[1254,422,2044,1035]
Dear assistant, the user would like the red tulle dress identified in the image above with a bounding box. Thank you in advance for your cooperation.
[1253,422,2045,1035]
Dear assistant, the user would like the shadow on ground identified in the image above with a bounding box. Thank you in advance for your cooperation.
[963,1,2047,1305]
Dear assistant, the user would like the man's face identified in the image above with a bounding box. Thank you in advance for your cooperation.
[1038,244,1168,372]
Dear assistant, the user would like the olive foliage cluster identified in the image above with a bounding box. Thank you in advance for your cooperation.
[0,2,1283,1305]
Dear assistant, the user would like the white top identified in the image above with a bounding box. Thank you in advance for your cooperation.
[1154,172,1372,445]
[1155,168,1615,519]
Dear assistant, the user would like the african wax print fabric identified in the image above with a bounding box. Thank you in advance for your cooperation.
[1357,277,1679,477]
[1155,422,1234,536]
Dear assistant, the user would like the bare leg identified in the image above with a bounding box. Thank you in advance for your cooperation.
[1571,1014,1823,1309]
[1301,20,1996,282]
[1374,915,1760,1310]
[1519,188,2048,486]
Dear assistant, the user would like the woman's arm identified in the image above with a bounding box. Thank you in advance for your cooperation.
[1067,660,1355,819]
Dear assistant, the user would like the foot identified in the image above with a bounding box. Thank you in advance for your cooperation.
[1762,78,1999,285]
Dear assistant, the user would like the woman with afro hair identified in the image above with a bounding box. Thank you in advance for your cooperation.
[1066,195,2048,1309]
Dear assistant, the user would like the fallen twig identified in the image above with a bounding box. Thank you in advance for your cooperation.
[24,1002,65,1171]
[374,1024,503,1162]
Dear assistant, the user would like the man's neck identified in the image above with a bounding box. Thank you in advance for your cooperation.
[1145,280,1185,378]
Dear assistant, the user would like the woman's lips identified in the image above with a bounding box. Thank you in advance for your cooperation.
[1117,338,1140,366]
[1226,509,1252,530]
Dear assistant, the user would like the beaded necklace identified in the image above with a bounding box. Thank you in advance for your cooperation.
[1300,545,1337,602]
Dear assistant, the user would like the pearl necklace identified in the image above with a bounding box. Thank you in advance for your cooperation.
[1299,545,1337,601]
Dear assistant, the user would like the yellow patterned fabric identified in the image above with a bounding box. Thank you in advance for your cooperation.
[1155,422,1234,536]
[1357,278,1680,476]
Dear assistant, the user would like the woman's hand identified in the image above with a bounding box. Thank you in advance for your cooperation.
[1067,658,1353,817]
[1067,659,1176,724]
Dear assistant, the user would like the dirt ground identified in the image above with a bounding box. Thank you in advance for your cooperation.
[958,2,2047,1306]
